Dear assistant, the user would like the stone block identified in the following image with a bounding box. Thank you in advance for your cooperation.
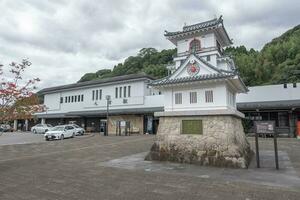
[145,115,253,168]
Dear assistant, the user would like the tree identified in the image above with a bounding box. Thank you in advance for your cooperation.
[0,59,42,122]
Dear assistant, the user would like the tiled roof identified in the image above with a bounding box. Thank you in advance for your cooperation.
[39,73,155,94]
[150,73,235,86]
[165,17,223,37]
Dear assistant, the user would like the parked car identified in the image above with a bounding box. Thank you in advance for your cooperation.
[31,124,53,134]
[44,125,76,141]
[0,124,13,132]
[70,124,85,136]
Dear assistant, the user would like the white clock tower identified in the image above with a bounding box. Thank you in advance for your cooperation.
[146,16,253,168]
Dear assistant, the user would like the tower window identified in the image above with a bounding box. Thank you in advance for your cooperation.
[190,92,197,104]
[283,83,287,89]
[175,93,182,104]
[189,39,201,52]
[207,55,211,61]
[205,90,213,103]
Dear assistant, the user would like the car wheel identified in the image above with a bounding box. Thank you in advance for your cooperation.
[61,134,64,140]
[33,129,37,134]
[45,138,49,141]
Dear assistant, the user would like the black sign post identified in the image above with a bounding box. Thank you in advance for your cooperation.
[274,131,279,170]
[255,131,260,168]
[254,121,279,170]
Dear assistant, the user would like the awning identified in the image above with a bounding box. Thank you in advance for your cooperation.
[237,100,300,110]
[35,107,164,118]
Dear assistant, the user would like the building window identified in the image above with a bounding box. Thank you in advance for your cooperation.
[81,94,84,102]
[205,90,213,103]
[78,95,81,102]
[115,87,118,98]
[74,95,77,102]
[124,86,127,98]
[283,83,287,88]
[175,93,182,104]
[278,112,289,127]
[99,89,102,100]
[60,97,63,104]
[293,83,297,88]
[65,97,68,103]
[189,39,201,52]
[92,90,95,100]
[68,96,71,103]
[128,86,131,97]
[190,92,197,104]
[119,87,122,98]
[207,55,211,61]
[71,96,74,103]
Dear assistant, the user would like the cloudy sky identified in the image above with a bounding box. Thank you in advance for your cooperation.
[0,0,299,89]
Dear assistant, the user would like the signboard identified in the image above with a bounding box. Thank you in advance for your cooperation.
[181,120,203,135]
[254,121,275,134]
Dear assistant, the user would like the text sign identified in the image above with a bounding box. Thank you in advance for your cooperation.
[254,121,275,134]
[181,120,203,135]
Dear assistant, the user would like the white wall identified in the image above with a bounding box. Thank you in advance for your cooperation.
[237,83,300,103]
[163,82,230,112]
[177,33,216,54]
[43,79,163,114]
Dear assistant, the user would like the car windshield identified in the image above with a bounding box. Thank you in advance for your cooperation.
[52,126,65,131]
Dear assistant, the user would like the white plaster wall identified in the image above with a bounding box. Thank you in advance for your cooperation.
[163,82,229,111]
[177,33,216,54]
[237,83,300,103]
[43,80,163,114]
[44,93,61,111]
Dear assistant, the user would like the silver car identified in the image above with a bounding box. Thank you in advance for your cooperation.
[31,124,53,134]
[44,125,76,141]
[69,124,85,136]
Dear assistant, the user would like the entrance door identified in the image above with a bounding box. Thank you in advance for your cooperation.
[100,120,107,135]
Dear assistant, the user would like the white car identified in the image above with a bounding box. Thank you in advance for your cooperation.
[31,124,53,134]
[44,125,76,141]
[70,124,85,136]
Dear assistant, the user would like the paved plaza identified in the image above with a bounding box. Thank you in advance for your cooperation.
[0,134,300,200]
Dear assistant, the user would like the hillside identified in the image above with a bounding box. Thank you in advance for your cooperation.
[78,25,300,86]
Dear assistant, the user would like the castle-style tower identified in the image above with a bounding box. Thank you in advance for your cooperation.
[146,17,253,168]
[151,16,247,113]
[165,16,234,74]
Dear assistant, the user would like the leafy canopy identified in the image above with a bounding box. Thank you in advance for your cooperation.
[78,24,300,86]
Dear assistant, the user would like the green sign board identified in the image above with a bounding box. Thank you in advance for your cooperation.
[181,120,203,135]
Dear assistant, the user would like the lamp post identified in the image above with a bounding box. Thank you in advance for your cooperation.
[105,95,111,136]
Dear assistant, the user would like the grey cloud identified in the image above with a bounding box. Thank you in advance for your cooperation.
[0,0,299,89]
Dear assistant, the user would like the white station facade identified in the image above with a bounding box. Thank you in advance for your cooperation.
[36,16,299,137]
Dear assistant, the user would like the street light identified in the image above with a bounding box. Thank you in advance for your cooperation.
[105,95,111,136]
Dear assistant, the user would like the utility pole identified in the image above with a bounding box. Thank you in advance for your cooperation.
[105,95,111,136]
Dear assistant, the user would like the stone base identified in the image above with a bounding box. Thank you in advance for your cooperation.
[145,115,253,168]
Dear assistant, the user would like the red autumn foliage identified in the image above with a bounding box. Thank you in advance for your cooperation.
[0,59,44,122]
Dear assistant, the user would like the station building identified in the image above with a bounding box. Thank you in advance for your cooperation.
[36,73,163,135]
[36,17,300,137]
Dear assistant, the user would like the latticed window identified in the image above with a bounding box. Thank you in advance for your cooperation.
[175,93,182,104]
[190,92,197,104]
[205,90,213,103]
[189,39,201,52]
